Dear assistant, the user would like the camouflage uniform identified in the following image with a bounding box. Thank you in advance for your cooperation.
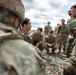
[0,0,46,75]
[21,18,32,43]
[0,23,46,75]
[57,24,68,53]
[44,24,52,35]
[63,5,76,75]
[66,16,74,57]
[54,24,60,47]
[31,32,43,46]
[64,38,76,75]
[22,32,31,43]
[66,34,74,57]
[45,35,56,53]
[66,17,76,57]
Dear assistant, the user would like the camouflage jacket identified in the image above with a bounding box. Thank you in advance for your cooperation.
[31,32,43,45]
[68,18,76,31]
[45,35,56,45]
[44,25,52,32]
[21,31,31,43]
[57,24,68,35]
[71,38,76,56]
[0,22,46,75]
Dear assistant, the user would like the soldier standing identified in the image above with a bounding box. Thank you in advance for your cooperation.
[44,21,52,35]
[57,19,68,54]
[54,23,60,47]
[66,7,76,58]
[0,0,46,75]
[55,23,60,37]
[63,5,76,75]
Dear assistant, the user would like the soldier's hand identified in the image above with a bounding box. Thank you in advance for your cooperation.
[36,43,39,47]
[49,44,53,47]
[37,49,41,55]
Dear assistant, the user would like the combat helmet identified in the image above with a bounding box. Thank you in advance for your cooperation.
[0,0,25,21]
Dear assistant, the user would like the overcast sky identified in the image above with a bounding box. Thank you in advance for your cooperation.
[22,0,75,30]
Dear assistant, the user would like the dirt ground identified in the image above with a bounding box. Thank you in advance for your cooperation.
[41,49,66,75]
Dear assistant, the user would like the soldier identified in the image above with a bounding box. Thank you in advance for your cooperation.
[63,5,76,75]
[54,23,60,47]
[0,0,46,75]
[31,27,43,46]
[30,27,47,54]
[45,30,57,54]
[67,10,72,34]
[44,21,52,35]
[21,18,31,43]
[68,10,72,16]
[55,23,60,36]
[66,5,76,58]
[57,19,68,54]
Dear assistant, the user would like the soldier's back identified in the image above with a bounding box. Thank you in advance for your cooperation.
[0,23,46,75]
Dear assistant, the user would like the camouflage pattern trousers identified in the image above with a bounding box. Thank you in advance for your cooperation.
[57,33,68,53]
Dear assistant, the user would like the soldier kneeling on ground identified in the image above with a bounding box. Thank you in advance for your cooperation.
[38,30,57,54]
[44,30,57,54]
